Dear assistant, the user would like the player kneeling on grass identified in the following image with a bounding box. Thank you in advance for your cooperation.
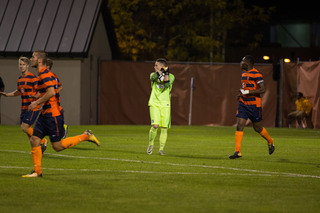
[22,50,100,178]
[147,58,175,156]
[229,55,275,159]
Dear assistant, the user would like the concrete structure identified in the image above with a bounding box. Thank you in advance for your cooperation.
[0,0,115,125]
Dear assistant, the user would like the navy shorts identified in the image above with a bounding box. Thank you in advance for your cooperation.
[236,102,262,123]
[20,110,40,125]
[33,114,65,142]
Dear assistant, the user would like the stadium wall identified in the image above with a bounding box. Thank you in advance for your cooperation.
[99,61,278,127]
[0,59,81,125]
[282,61,320,128]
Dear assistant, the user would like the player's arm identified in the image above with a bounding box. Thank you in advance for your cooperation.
[0,90,20,97]
[240,82,265,95]
[28,87,56,111]
[150,72,160,81]
[162,67,172,88]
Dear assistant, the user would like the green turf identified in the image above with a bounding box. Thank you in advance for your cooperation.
[0,125,319,213]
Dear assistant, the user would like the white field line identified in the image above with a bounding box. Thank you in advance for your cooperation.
[0,165,293,177]
[0,149,319,179]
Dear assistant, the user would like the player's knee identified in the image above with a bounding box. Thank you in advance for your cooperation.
[236,123,244,131]
[51,142,64,152]
[20,124,29,134]
[253,125,262,133]
[30,136,41,147]
[152,124,159,129]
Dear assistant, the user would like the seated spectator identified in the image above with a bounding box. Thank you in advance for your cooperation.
[288,92,312,128]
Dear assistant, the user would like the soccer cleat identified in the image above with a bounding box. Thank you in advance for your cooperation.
[40,139,48,154]
[229,151,242,159]
[63,124,69,139]
[84,130,100,146]
[158,150,166,156]
[147,145,153,155]
[22,171,42,178]
[268,141,275,155]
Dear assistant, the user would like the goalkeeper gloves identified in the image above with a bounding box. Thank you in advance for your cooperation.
[161,67,169,75]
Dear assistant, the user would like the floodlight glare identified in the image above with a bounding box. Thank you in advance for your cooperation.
[284,58,291,63]
[263,56,270,60]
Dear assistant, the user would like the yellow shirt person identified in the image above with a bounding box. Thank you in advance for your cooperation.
[295,97,312,116]
[288,92,312,128]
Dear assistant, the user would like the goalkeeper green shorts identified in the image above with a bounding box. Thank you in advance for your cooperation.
[149,106,171,128]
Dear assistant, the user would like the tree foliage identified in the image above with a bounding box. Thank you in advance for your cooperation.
[108,0,273,62]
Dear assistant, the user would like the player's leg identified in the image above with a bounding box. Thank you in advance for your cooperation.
[159,128,167,155]
[50,115,99,152]
[53,130,99,151]
[158,107,171,155]
[230,103,247,159]
[253,121,275,155]
[22,117,44,178]
[148,106,160,154]
[248,106,275,155]
[229,117,246,159]
[21,110,47,152]
[21,122,31,134]
[21,135,43,177]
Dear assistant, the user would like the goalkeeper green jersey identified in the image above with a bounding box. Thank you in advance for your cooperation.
[148,72,175,108]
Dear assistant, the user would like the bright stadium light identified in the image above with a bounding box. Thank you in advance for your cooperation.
[284,58,291,63]
[263,55,270,61]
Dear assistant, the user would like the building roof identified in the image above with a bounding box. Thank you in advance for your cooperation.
[0,0,108,57]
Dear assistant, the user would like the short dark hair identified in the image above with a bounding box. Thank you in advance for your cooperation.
[34,50,48,65]
[47,58,53,70]
[156,58,167,67]
[244,55,255,65]
[298,92,303,97]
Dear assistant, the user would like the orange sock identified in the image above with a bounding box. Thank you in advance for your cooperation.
[31,146,42,175]
[235,131,243,153]
[61,134,88,149]
[259,127,273,144]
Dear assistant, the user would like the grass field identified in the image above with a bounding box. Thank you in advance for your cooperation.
[0,125,319,213]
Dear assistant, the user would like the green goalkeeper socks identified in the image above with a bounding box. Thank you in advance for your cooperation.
[149,127,158,146]
[159,128,168,151]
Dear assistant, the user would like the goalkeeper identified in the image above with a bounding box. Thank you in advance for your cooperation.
[147,58,175,156]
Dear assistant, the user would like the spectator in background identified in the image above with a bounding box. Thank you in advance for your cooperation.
[288,92,312,128]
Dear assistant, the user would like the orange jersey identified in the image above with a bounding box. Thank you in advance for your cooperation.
[17,72,40,111]
[37,67,62,116]
[50,71,62,108]
[52,72,62,89]
[239,68,264,107]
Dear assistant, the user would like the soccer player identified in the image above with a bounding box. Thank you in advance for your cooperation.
[0,57,47,150]
[147,58,175,156]
[47,59,69,137]
[229,55,275,159]
[22,50,100,178]
[31,58,69,140]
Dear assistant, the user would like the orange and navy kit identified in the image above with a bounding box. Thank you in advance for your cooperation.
[17,72,40,124]
[36,67,62,117]
[33,67,65,142]
[236,68,264,123]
